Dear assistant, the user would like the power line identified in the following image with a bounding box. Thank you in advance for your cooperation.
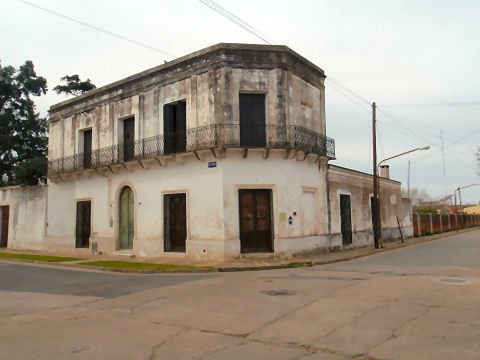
[381,101,480,108]
[325,78,371,106]
[327,82,372,115]
[18,0,177,59]
[199,0,276,45]
[198,0,373,112]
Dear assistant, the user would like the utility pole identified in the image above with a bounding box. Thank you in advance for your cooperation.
[440,130,447,198]
[372,102,380,249]
[407,160,411,198]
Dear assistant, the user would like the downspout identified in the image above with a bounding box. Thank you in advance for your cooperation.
[325,163,331,235]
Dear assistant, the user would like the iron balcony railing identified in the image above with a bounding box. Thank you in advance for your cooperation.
[48,124,335,176]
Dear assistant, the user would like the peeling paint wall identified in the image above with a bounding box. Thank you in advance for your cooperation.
[0,185,47,250]
[328,165,405,247]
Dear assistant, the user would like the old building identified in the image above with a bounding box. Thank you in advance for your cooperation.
[0,43,411,259]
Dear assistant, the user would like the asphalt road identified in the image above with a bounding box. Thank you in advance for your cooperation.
[325,229,480,276]
[0,262,216,298]
[1,229,479,360]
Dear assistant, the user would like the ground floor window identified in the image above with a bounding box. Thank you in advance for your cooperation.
[164,193,187,252]
[239,189,273,253]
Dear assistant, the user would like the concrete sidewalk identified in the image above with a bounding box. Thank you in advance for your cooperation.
[1,227,478,273]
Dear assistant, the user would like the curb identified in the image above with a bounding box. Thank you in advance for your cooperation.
[1,226,478,274]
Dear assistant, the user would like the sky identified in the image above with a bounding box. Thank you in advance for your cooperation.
[2,0,479,204]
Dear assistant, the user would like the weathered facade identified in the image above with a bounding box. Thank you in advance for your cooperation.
[0,43,410,259]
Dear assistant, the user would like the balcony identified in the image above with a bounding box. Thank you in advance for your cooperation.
[48,124,335,176]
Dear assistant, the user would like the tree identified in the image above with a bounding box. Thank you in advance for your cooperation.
[53,74,96,96]
[0,60,48,186]
[401,187,431,206]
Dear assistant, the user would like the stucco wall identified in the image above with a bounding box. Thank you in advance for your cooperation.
[45,149,329,259]
[328,165,404,247]
[0,185,47,250]
[47,46,326,165]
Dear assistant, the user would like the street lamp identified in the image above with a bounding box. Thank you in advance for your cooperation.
[453,183,480,229]
[374,146,430,248]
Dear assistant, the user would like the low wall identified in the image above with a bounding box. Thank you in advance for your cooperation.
[413,212,480,236]
[0,185,47,250]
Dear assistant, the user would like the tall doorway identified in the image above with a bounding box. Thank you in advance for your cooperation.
[239,189,273,253]
[75,201,91,248]
[340,194,352,245]
[163,101,186,154]
[239,94,266,147]
[123,117,135,162]
[119,187,134,249]
[0,206,9,248]
[164,193,187,252]
[83,129,92,169]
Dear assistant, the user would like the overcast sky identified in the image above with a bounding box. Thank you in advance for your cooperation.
[2,0,479,203]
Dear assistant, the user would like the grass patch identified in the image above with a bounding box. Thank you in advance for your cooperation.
[77,260,213,271]
[288,261,313,268]
[0,253,82,262]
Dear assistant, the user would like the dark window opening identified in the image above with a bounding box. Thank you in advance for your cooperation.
[163,101,186,155]
[83,129,92,169]
[75,201,91,248]
[239,94,266,147]
[123,117,135,162]
[164,193,187,252]
[340,194,352,245]
[0,206,9,248]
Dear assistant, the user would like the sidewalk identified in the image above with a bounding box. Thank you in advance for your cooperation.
[1,227,478,273]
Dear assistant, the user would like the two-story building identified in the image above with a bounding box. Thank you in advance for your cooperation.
[0,43,412,260]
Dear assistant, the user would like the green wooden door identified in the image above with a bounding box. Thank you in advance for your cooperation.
[120,187,134,249]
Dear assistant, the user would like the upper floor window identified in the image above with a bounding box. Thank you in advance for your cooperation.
[163,100,186,154]
[81,129,92,169]
[239,94,265,147]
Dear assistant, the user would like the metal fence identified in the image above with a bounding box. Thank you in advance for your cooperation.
[413,212,480,236]
[48,124,335,176]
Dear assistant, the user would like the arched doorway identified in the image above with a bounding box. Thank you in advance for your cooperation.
[119,186,134,250]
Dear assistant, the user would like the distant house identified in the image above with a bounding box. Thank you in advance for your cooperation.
[464,204,480,215]
[0,43,410,259]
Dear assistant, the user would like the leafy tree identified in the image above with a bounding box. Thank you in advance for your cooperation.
[0,60,48,186]
[53,74,96,96]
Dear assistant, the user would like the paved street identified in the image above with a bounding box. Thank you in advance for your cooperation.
[1,230,480,360]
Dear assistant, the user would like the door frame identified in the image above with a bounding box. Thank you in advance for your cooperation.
[116,184,136,250]
[338,190,353,246]
[237,185,275,253]
[162,189,189,253]
[75,199,92,248]
[0,205,9,248]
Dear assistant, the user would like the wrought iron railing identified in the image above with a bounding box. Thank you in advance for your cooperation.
[48,124,335,176]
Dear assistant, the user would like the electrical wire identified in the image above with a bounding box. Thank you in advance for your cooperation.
[381,101,480,108]
[18,0,177,59]
[199,0,276,45]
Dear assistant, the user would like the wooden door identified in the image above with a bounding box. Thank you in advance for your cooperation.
[0,206,9,248]
[83,129,92,169]
[163,102,186,154]
[239,189,273,253]
[123,118,135,161]
[75,201,91,248]
[239,94,266,147]
[340,194,352,245]
[164,193,186,252]
[119,187,134,249]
